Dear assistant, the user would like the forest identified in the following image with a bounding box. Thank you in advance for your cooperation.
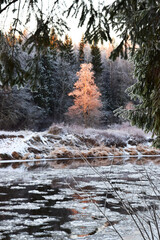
[0,1,160,239]
[0,0,159,146]
[0,29,135,130]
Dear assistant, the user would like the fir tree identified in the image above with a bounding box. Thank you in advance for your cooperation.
[59,35,74,63]
[91,44,103,77]
[50,28,59,50]
[0,31,27,88]
[32,51,59,116]
[79,35,85,64]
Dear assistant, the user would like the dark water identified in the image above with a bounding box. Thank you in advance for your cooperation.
[0,162,159,239]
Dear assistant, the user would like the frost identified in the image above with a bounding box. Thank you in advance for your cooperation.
[0,124,157,169]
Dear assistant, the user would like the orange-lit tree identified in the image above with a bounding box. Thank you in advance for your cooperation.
[66,63,102,126]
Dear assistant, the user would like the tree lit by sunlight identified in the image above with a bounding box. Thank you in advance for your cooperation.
[66,63,102,127]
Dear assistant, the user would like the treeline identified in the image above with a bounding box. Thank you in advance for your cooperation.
[0,29,135,130]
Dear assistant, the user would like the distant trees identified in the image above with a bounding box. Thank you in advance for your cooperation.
[0,27,135,130]
[66,0,160,146]
[59,35,75,63]
[0,87,45,130]
[32,33,78,122]
[100,57,135,124]
[66,63,102,126]
[1,1,160,141]
[2,0,160,148]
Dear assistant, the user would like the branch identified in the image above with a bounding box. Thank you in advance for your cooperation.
[0,0,18,14]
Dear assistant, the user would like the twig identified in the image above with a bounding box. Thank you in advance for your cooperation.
[0,0,18,14]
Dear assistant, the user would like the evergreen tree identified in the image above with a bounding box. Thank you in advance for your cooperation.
[30,27,79,121]
[32,45,78,122]
[91,44,103,77]
[79,35,85,63]
[66,0,160,146]
[66,63,102,127]
[50,28,59,50]
[59,35,74,63]
[0,31,27,88]
[56,55,78,121]
[33,52,59,116]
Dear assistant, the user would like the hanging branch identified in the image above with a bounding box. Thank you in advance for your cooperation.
[0,0,18,14]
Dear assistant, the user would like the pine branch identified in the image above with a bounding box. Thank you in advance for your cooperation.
[0,0,18,14]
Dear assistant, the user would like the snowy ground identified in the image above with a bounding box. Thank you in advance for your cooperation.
[0,123,159,168]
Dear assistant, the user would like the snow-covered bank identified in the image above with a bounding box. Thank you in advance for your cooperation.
[0,124,158,168]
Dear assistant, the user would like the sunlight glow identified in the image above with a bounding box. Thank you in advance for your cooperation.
[0,0,116,44]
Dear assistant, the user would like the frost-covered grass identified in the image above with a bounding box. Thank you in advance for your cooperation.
[108,122,148,137]
[0,122,156,163]
[49,122,151,146]
[49,122,150,138]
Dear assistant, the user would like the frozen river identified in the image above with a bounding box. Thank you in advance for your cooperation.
[0,160,160,240]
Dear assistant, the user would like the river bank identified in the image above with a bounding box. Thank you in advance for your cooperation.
[0,123,159,168]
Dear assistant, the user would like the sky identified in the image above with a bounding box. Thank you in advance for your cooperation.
[0,0,116,45]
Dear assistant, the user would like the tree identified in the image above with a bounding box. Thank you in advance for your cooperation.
[79,35,85,64]
[91,44,103,78]
[1,0,160,144]
[59,35,75,63]
[50,28,59,50]
[32,52,59,116]
[0,86,45,130]
[31,45,78,122]
[56,54,78,121]
[66,0,160,146]
[0,31,27,88]
[66,63,102,126]
[97,49,135,125]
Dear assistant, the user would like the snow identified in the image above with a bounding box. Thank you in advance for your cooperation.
[0,126,158,168]
[0,130,36,155]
